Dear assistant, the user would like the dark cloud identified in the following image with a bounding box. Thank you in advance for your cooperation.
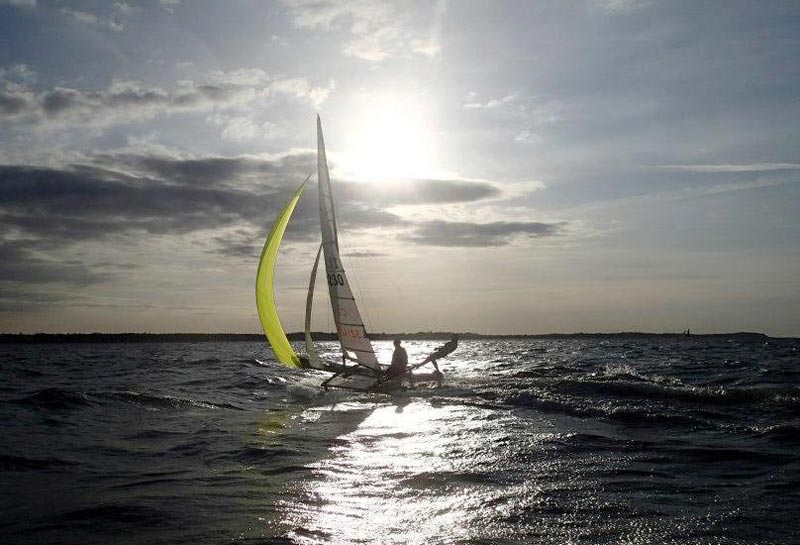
[41,88,81,115]
[210,228,267,259]
[406,179,500,203]
[115,155,253,187]
[211,198,406,258]
[0,144,503,257]
[0,164,276,240]
[337,178,500,205]
[0,153,410,265]
[0,80,256,126]
[0,239,114,313]
[335,202,404,229]
[0,291,72,313]
[0,90,31,115]
[96,151,315,189]
[0,151,525,265]
[0,73,333,127]
[0,240,111,286]
[407,220,565,247]
[213,241,262,259]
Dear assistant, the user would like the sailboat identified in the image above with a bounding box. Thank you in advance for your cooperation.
[255,116,454,391]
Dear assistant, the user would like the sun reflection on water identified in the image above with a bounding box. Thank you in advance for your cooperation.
[278,400,527,544]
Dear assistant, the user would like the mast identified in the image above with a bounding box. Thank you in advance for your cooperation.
[303,243,323,369]
[317,116,381,371]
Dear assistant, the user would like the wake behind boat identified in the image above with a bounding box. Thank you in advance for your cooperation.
[255,116,457,391]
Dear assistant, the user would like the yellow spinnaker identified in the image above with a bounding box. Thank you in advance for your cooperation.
[256,178,308,368]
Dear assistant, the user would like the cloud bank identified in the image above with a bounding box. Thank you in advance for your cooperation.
[1,73,334,128]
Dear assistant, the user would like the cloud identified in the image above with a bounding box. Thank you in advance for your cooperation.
[1,64,37,84]
[206,68,271,86]
[0,88,33,116]
[592,0,649,13]
[515,130,539,144]
[406,220,566,247]
[0,240,112,286]
[1,80,243,126]
[0,164,269,241]
[461,91,562,145]
[0,288,73,312]
[210,114,284,142]
[0,239,115,312]
[655,163,800,173]
[0,150,411,262]
[0,146,536,257]
[160,0,181,13]
[0,0,36,8]
[59,2,137,32]
[0,146,554,287]
[90,149,318,191]
[205,69,334,107]
[280,0,446,61]
[267,77,335,109]
[463,93,517,110]
[94,153,260,187]
[0,74,335,128]
[337,178,501,205]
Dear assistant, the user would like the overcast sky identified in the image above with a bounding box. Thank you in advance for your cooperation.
[1,0,798,336]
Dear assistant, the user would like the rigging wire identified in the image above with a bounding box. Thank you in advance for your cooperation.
[341,232,431,336]
[376,254,430,333]
[339,234,375,333]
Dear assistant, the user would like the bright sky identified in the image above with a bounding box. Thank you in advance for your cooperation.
[1,0,798,336]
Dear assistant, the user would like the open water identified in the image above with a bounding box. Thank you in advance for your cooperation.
[1,337,798,544]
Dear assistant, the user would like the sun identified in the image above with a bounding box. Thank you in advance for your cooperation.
[339,92,439,182]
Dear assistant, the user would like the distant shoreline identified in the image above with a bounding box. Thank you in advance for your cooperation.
[0,331,777,344]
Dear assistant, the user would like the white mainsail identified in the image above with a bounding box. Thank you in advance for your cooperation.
[316,116,381,371]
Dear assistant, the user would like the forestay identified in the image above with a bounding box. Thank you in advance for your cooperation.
[316,116,381,371]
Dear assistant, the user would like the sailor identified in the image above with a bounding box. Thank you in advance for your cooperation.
[422,334,459,374]
[385,338,408,379]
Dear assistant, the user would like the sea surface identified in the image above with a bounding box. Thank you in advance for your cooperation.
[1,337,798,544]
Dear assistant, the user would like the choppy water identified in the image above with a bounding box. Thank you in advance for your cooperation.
[1,337,798,544]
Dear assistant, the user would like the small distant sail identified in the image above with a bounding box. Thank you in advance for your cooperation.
[304,243,323,369]
[255,177,309,368]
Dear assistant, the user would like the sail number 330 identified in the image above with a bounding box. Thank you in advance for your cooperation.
[327,273,345,286]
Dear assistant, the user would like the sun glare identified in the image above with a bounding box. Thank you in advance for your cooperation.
[340,92,439,182]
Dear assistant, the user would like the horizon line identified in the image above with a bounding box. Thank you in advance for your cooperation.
[0,331,787,340]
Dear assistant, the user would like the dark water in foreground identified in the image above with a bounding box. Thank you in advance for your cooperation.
[1,338,798,544]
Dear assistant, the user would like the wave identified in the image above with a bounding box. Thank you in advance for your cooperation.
[186,356,222,365]
[505,374,800,410]
[0,453,76,471]
[233,376,287,390]
[38,503,171,529]
[212,445,304,464]
[669,445,794,464]
[94,390,244,411]
[11,387,246,412]
[14,388,94,410]
[753,422,800,442]
[497,390,704,426]
[406,470,508,487]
